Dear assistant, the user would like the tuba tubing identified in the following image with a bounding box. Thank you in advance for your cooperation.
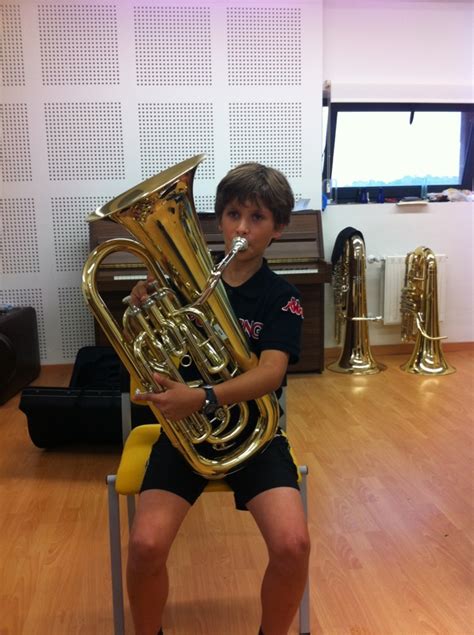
[82,155,280,478]
[327,233,386,375]
[400,246,455,375]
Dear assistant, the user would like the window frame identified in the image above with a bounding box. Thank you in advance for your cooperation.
[322,102,474,204]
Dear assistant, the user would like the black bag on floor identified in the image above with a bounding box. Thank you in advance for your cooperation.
[20,346,155,448]
[0,307,41,405]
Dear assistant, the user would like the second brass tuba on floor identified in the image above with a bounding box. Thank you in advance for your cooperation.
[82,155,280,478]
[327,229,386,374]
[400,246,455,375]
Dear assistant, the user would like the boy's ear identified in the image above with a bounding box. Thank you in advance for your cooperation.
[272,224,285,241]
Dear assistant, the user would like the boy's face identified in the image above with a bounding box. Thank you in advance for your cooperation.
[219,198,283,260]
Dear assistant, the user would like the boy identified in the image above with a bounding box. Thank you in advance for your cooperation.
[129,162,310,635]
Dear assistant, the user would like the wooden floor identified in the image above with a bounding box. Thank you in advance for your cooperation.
[0,351,473,635]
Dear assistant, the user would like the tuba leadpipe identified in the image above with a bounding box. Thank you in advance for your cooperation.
[82,155,279,478]
[400,246,455,375]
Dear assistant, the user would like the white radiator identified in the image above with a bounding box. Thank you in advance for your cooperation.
[380,254,447,325]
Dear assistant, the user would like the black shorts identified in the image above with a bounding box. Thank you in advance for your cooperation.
[140,428,300,511]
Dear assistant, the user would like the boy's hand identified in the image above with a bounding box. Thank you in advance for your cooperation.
[130,274,156,307]
[134,373,205,421]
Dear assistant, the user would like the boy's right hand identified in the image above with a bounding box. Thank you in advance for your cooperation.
[130,274,156,307]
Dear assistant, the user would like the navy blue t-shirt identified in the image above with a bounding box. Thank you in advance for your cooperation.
[223,259,303,370]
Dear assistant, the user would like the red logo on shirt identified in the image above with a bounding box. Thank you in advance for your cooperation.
[281,297,304,318]
[239,319,263,340]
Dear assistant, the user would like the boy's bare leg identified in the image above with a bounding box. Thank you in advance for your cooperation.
[126,489,191,635]
[247,487,310,635]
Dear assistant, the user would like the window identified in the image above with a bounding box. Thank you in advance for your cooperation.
[323,103,474,204]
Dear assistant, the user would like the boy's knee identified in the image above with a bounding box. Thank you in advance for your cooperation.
[270,530,310,570]
[128,530,168,574]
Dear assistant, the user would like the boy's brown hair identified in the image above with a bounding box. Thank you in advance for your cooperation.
[214,163,294,227]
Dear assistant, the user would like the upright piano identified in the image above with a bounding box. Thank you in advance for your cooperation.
[88,210,331,373]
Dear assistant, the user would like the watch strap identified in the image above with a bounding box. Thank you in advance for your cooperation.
[202,385,218,408]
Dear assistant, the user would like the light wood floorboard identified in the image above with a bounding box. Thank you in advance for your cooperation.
[0,351,472,634]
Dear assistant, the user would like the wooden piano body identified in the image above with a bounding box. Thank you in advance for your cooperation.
[88,210,331,373]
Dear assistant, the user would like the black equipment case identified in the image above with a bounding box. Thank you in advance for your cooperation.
[0,307,41,405]
[19,346,154,448]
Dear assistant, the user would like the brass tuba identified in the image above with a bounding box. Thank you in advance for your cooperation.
[400,246,455,375]
[327,230,386,374]
[82,155,279,478]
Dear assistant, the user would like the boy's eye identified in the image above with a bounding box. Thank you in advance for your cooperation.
[252,213,264,222]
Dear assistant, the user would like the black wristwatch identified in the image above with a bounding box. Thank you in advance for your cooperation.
[201,385,219,417]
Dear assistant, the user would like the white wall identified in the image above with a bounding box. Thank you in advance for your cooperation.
[320,0,473,347]
[0,0,322,364]
[323,0,473,102]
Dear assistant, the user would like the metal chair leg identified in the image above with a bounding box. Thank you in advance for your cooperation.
[278,386,287,431]
[126,494,136,530]
[120,392,132,442]
[298,466,311,635]
[107,475,125,635]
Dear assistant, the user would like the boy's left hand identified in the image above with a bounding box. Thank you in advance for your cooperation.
[133,373,204,421]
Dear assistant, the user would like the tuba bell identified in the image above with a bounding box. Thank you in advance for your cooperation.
[327,229,386,374]
[400,246,455,375]
[82,154,279,478]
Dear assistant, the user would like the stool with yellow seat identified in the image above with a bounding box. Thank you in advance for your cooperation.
[106,388,310,635]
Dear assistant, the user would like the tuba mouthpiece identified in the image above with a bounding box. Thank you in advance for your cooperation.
[232,236,248,252]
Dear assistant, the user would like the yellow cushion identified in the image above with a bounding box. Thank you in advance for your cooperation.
[115,424,162,494]
[280,428,302,484]
[203,480,233,492]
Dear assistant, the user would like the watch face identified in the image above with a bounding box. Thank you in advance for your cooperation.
[202,387,217,410]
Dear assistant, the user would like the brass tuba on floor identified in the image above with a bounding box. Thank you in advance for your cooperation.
[400,246,455,375]
[82,155,279,478]
[327,230,386,374]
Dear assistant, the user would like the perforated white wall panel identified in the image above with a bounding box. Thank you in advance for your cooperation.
[227,7,302,86]
[0,0,322,364]
[52,196,109,272]
[57,286,95,358]
[229,102,303,177]
[138,102,215,179]
[38,5,120,86]
[45,102,125,180]
[1,4,25,86]
[134,6,212,86]
[1,103,32,181]
[194,195,217,215]
[0,198,39,274]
